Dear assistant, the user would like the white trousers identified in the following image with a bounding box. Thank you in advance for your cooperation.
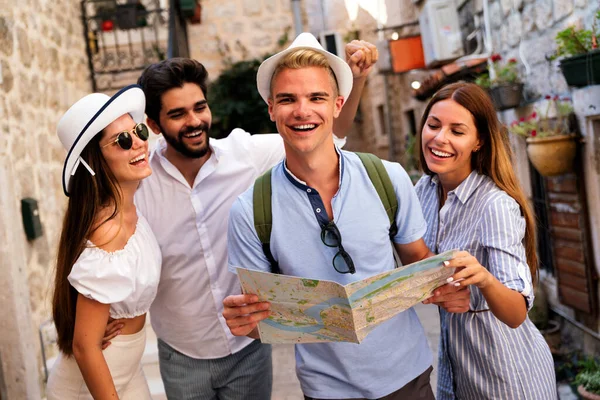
[46,326,151,400]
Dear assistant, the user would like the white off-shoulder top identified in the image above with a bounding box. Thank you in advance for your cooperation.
[67,214,162,319]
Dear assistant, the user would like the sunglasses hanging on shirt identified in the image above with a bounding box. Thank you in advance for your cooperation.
[321,221,356,274]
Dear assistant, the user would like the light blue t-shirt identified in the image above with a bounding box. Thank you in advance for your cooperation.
[228,150,431,399]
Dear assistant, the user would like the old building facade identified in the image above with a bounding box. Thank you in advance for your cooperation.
[0,0,91,397]
[187,0,296,78]
[1,0,599,398]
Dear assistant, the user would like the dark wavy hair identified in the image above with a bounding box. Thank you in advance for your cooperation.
[137,58,209,124]
[417,82,538,283]
[52,133,122,355]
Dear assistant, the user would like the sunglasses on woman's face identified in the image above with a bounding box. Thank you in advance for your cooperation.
[101,123,149,150]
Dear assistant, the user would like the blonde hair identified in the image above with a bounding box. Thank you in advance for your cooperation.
[417,82,538,283]
[270,49,339,98]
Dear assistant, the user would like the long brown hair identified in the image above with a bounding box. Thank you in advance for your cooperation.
[417,82,538,282]
[52,133,122,355]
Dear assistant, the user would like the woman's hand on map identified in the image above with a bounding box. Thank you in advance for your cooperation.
[222,294,271,339]
[444,251,494,290]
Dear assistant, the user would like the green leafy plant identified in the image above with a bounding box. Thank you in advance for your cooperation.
[208,58,276,138]
[552,11,599,59]
[474,73,491,88]
[208,29,291,138]
[576,371,600,394]
[509,95,574,138]
[575,357,600,394]
[474,54,521,89]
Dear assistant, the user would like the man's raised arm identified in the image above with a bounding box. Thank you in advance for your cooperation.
[333,40,378,137]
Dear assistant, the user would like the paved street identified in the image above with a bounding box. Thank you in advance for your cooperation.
[142,303,441,399]
[142,303,576,399]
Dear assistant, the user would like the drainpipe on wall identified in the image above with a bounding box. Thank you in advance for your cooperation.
[168,0,190,58]
[320,0,328,32]
[383,73,397,161]
[377,2,396,161]
[291,0,303,36]
[482,0,495,80]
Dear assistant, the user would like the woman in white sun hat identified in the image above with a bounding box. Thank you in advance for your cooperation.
[47,85,161,400]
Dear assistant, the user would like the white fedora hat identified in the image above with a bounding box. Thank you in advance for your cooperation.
[57,84,146,196]
[256,32,353,104]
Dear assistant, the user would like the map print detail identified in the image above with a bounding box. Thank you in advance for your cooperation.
[237,250,457,344]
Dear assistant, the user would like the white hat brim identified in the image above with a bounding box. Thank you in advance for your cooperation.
[256,32,353,104]
[61,85,146,196]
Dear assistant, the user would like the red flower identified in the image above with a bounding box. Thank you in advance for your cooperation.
[531,130,537,137]
[531,112,537,119]
[519,117,525,122]
[545,95,552,99]
[508,58,517,64]
[490,54,502,62]
[553,95,559,100]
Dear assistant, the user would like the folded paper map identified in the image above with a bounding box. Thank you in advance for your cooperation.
[237,250,457,344]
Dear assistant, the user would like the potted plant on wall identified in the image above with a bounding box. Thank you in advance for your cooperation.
[552,11,600,87]
[509,95,578,176]
[575,358,600,400]
[475,54,523,111]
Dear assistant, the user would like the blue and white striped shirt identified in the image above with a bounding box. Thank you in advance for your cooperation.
[415,171,556,400]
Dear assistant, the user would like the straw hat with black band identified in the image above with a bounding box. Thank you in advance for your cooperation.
[57,84,146,197]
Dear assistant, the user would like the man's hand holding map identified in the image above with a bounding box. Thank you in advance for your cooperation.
[237,250,457,344]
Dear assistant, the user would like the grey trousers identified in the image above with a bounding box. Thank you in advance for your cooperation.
[304,366,435,400]
[157,338,272,400]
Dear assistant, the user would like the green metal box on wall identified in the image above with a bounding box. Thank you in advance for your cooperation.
[21,198,43,241]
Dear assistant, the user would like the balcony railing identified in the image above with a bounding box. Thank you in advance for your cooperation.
[81,0,169,92]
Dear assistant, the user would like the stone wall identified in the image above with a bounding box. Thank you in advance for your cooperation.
[480,0,595,98]
[480,0,600,349]
[187,0,295,80]
[0,0,91,397]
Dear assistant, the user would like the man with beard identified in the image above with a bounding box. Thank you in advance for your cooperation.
[128,40,378,400]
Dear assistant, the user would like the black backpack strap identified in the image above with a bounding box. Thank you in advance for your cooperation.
[355,152,399,239]
[252,168,281,274]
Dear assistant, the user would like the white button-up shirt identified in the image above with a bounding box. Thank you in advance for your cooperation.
[135,129,285,358]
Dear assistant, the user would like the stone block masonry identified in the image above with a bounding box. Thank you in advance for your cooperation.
[0,0,91,398]
[186,0,296,79]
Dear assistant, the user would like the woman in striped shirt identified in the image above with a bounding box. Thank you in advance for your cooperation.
[416,82,556,399]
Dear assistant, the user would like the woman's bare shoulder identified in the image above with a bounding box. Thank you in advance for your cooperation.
[89,208,128,252]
